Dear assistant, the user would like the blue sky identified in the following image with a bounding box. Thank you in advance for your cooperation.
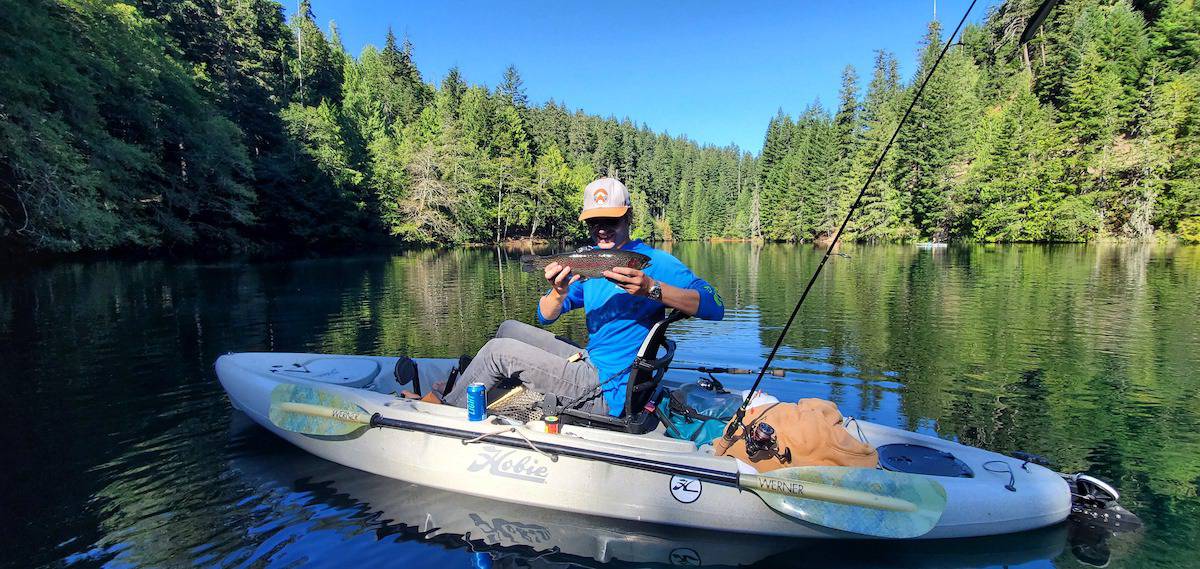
[295,1,994,153]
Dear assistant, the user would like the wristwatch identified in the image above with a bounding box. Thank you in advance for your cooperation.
[647,281,663,301]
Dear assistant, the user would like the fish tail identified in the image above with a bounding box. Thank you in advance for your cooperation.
[520,255,539,273]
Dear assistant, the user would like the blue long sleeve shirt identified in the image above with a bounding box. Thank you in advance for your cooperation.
[537,240,724,415]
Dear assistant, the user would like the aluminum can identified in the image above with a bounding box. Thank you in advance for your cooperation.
[544,415,560,434]
[466,382,487,421]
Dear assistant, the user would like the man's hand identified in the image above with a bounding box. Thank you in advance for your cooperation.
[603,266,654,297]
[544,262,581,298]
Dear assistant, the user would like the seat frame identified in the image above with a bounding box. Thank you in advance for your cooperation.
[548,310,686,434]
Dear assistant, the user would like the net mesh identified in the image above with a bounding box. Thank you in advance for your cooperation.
[487,386,546,423]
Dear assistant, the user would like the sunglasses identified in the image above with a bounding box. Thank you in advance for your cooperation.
[585,218,622,230]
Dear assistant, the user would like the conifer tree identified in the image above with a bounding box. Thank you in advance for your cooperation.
[833,65,861,163]
[1150,0,1200,73]
[849,50,913,241]
[567,111,596,158]
[758,109,794,186]
[830,65,861,235]
[498,64,529,108]
[458,86,492,152]
[795,104,837,239]
[970,76,1090,241]
[894,22,981,239]
[490,100,533,241]
[1143,65,1200,240]
[440,67,467,119]
[377,28,426,126]
[290,0,341,106]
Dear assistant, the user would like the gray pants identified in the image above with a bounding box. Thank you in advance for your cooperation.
[443,320,608,415]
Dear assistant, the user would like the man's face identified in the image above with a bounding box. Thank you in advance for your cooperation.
[587,215,630,249]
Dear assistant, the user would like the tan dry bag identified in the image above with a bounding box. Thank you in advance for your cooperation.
[712,398,878,472]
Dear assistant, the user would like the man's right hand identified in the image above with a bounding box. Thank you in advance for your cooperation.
[544,262,581,298]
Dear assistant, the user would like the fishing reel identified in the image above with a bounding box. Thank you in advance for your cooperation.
[743,422,792,464]
[697,374,727,393]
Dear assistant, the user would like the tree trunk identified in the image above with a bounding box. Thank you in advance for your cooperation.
[529,197,540,244]
[495,178,503,243]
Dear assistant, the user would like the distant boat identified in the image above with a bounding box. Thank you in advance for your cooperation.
[916,242,948,249]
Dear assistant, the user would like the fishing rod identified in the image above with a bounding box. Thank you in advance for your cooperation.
[723,0,981,441]
[673,366,787,377]
[722,0,1068,441]
[1021,0,1063,44]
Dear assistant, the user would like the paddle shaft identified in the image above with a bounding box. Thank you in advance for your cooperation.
[741,473,916,512]
[278,402,917,512]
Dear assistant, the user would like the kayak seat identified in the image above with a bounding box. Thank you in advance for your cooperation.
[550,310,687,434]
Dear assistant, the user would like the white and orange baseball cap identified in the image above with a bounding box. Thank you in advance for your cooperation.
[579,177,632,221]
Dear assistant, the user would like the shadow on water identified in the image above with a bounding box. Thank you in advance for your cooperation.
[0,243,1194,568]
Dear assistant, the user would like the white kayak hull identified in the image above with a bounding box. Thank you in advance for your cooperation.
[216,352,1071,539]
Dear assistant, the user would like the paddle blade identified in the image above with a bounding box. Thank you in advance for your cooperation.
[750,466,946,539]
[269,384,372,438]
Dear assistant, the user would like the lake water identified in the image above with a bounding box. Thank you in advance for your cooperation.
[1,243,1197,568]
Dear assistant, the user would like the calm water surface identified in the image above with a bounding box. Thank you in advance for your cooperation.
[1,243,1197,568]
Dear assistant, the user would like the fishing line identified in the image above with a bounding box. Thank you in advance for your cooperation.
[725,0,980,440]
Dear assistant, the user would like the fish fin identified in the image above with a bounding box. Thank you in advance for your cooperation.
[520,255,538,273]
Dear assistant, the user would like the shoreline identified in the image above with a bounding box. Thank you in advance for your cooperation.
[4,236,1192,269]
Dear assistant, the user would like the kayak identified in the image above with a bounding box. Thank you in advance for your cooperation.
[216,351,1073,540]
[230,417,1073,567]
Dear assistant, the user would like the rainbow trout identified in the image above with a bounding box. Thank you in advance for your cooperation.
[520,248,651,279]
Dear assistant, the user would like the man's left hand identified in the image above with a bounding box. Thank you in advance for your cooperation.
[603,266,653,296]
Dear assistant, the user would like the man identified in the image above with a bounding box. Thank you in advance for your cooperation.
[443,177,724,416]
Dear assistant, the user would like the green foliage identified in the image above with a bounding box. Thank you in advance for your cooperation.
[969,78,1095,241]
[290,0,342,107]
[0,0,255,252]
[1150,0,1200,72]
[282,101,362,189]
[847,50,917,242]
[894,22,982,240]
[1179,217,1200,242]
[4,0,1199,255]
[762,0,1197,243]
[1145,68,1200,233]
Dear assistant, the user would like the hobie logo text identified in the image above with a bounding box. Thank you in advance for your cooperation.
[468,446,550,483]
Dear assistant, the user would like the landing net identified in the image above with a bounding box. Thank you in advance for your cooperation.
[487,386,545,423]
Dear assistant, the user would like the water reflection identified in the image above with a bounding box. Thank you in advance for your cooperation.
[0,243,1195,568]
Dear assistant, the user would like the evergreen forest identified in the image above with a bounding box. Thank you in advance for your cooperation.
[2,0,1198,255]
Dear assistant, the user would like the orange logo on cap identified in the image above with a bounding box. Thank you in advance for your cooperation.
[593,188,608,205]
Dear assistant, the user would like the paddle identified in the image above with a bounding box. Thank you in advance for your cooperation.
[268,384,946,538]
